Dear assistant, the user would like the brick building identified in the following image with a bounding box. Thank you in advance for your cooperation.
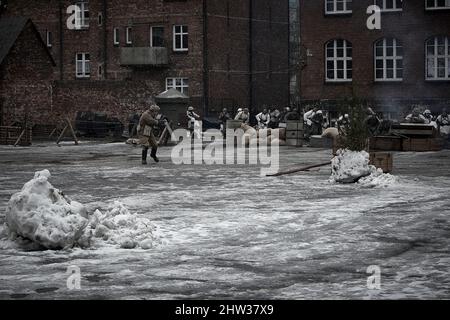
[1,0,290,128]
[0,17,56,126]
[300,0,450,119]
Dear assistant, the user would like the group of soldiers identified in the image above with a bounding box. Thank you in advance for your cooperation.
[135,100,450,165]
[218,106,302,133]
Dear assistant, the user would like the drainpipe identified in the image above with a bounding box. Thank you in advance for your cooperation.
[58,0,64,81]
[202,0,209,116]
[102,0,107,79]
[249,0,253,111]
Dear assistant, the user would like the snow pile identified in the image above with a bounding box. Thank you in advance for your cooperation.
[82,201,158,250]
[4,170,89,249]
[358,168,398,188]
[1,171,158,250]
[330,149,397,187]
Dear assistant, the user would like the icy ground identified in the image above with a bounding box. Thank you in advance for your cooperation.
[0,142,449,299]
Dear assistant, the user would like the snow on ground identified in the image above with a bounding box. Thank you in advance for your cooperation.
[0,169,159,250]
[330,149,398,187]
[0,142,449,299]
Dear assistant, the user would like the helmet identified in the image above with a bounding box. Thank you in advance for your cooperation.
[244,108,249,112]
[316,110,323,115]
[150,105,160,112]
[237,108,243,112]
[424,109,432,115]
[188,106,194,111]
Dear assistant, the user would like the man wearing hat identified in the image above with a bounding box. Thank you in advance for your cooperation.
[187,106,200,139]
[138,104,160,164]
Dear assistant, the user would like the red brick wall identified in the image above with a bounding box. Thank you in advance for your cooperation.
[0,22,55,126]
[300,0,450,110]
[3,0,291,125]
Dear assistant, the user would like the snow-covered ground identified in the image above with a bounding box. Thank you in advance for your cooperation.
[0,142,449,299]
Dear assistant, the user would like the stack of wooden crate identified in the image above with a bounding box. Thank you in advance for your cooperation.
[285,120,304,147]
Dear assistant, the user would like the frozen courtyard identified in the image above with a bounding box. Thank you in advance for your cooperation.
[0,142,449,299]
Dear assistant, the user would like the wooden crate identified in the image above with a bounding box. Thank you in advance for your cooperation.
[226,120,243,129]
[286,121,304,131]
[370,152,393,173]
[402,138,444,152]
[286,138,303,147]
[370,136,403,151]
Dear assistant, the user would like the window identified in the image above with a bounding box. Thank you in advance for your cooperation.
[126,27,132,45]
[426,0,450,10]
[98,12,103,26]
[325,39,352,82]
[374,38,403,81]
[426,36,450,80]
[46,30,53,48]
[76,53,90,78]
[375,0,403,11]
[98,64,103,78]
[113,27,119,45]
[74,1,89,29]
[173,25,188,52]
[325,0,352,14]
[151,27,165,47]
[166,78,189,94]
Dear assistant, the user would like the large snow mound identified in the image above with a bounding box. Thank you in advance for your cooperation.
[1,171,158,250]
[81,201,159,250]
[330,149,398,187]
[4,170,89,249]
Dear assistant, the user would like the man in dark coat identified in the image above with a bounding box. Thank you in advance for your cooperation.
[139,105,161,164]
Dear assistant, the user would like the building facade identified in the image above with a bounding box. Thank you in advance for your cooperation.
[1,0,290,127]
[300,0,450,118]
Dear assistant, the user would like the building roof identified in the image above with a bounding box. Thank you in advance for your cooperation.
[155,88,189,100]
[0,16,56,66]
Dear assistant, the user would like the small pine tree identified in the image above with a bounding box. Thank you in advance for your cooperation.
[337,98,370,152]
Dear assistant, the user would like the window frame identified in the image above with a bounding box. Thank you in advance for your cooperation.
[425,36,450,81]
[374,38,404,82]
[375,0,403,12]
[325,39,353,83]
[324,0,352,15]
[75,53,90,79]
[425,0,450,10]
[166,77,189,95]
[126,27,132,45]
[113,27,120,46]
[46,30,53,48]
[151,26,165,47]
[74,1,89,30]
[173,25,189,52]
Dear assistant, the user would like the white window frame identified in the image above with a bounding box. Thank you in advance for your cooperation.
[166,78,189,94]
[46,30,52,48]
[425,0,450,10]
[426,36,450,81]
[113,27,119,45]
[76,53,90,78]
[375,0,403,12]
[325,0,352,15]
[325,39,352,82]
[374,38,403,82]
[151,26,165,47]
[74,1,89,29]
[173,25,188,52]
[126,27,132,45]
